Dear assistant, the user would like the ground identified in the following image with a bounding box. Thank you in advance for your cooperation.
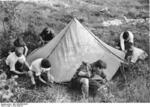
[0,0,149,103]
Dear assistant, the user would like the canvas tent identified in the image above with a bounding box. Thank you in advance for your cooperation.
[27,18,125,83]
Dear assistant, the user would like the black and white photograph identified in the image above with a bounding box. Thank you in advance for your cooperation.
[0,0,149,104]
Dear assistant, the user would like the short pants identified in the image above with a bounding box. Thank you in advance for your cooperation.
[33,72,48,86]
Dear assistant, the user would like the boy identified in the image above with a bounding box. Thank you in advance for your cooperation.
[120,31,134,60]
[71,60,107,99]
[5,49,29,79]
[13,36,28,56]
[28,58,54,89]
[39,27,55,45]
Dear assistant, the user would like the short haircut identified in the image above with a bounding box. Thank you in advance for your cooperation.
[41,59,51,68]
[93,60,107,69]
[122,31,129,40]
[40,27,55,41]
[15,48,22,57]
[14,37,26,47]
[82,61,87,66]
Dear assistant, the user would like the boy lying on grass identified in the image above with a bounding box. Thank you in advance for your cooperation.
[28,58,54,89]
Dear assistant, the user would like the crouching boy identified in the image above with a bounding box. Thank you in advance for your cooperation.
[5,48,30,79]
[119,31,134,61]
[28,58,54,89]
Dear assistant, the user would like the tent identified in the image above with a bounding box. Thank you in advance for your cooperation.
[27,18,125,82]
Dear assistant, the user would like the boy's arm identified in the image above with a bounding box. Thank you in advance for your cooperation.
[78,71,90,78]
[20,56,30,74]
[120,33,125,51]
[5,55,10,66]
[95,68,106,79]
[38,75,47,84]
[47,72,54,83]
[39,36,45,45]
[24,46,28,56]
[24,60,30,71]
[39,36,44,41]
[128,31,134,43]
[78,71,87,76]
[12,70,24,74]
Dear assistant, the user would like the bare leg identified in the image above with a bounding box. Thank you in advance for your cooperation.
[28,71,36,85]
[80,78,89,99]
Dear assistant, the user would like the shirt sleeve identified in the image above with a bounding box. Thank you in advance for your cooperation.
[128,31,134,43]
[30,62,41,76]
[5,55,10,65]
[36,71,41,76]
[120,33,125,51]
[78,71,87,76]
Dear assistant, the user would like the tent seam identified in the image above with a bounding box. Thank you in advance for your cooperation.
[46,20,75,58]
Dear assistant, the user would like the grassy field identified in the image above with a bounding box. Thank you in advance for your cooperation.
[0,0,149,102]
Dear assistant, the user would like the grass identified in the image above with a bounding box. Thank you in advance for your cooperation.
[0,0,149,103]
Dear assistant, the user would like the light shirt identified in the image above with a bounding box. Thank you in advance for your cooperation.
[30,58,54,82]
[120,31,134,51]
[5,52,26,71]
[30,58,44,76]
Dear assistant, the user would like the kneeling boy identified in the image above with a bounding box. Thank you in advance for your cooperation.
[28,58,54,89]
[5,49,29,79]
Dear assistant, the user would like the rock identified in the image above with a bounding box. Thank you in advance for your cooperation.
[102,19,123,27]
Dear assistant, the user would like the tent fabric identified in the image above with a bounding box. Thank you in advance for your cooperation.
[27,18,125,83]
[131,47,148,63]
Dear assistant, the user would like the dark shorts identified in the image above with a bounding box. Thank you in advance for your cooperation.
[6,71,17,79]
[33,72,48,86]
[15,62,29,73]
[6,70,26,79]
[71,77,100,92]
[89,79,101,96]
[116,41,133,59]
[71,77,83,89]
[125,49,133,60]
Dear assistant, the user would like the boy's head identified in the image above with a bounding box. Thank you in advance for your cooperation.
[14,36,26,47]
[92,60,107,79]
[41,59,51,72]
[122,31,129,41]
[15,48,23,57]
[94,60,107,69]
[82,61,87,66]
